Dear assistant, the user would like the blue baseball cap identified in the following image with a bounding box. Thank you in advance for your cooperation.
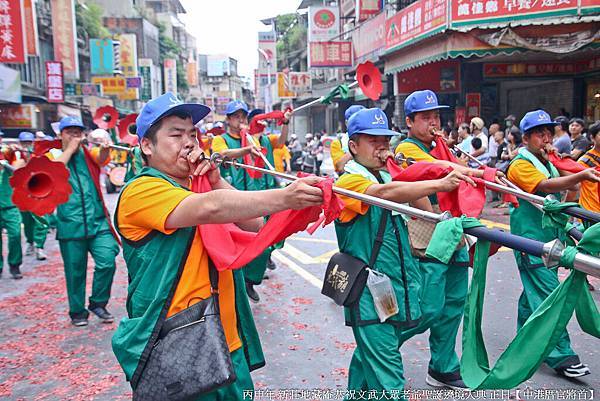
[225,100,248,116]
[404,90,449,116]
[136,92,211,139]
[520,109,558,134]
[18,131,35,141]
[58,116,85,132]
[348,108,397,138]
[344,105,366,122]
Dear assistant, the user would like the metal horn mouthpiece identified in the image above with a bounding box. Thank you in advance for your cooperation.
[393,153,415,166]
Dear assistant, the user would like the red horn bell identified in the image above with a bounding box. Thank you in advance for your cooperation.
[93,106,119,129]
[10,156,72,216]
[118,113,139,146]
[356,61,383,101]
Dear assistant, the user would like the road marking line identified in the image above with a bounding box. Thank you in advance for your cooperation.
[289,236,338,244]
[272,251,323,289]
[314,248,338,262]
[480,218,510,230]
[281,243,317,265]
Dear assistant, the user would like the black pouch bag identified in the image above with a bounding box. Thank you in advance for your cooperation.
[133,261,236,401]
[322,210,388,306]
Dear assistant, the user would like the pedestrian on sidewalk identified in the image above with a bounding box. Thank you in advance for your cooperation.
[552,116,572,156]
[569,117,591,160]
[46,117,120,327]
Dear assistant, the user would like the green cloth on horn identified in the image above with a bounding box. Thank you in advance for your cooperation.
[320,84,350,105]
[541,198,580,232]
[560,222,600,338]
[425,216,482,264]
[460,223,600,390]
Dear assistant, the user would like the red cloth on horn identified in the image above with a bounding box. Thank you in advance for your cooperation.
[248,111,286,134]
[191,174,343,271]
[34,139,63,156]
[386,158,451,181]
[420,138,489,217]
[295,172,345,234]
[548,151,600,201]
[548,152,586,173]
[386,155,487,217]
[430,136,459,163]
[241,129,268,179]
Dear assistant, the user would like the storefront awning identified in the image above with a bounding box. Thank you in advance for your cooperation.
[384,23,600,74]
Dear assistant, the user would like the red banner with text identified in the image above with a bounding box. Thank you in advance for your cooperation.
[0,0,26,63]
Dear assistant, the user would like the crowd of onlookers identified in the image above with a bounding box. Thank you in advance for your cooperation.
[437,115,599,208]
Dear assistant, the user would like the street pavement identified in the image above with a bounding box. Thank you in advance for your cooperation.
[0,192,598,400]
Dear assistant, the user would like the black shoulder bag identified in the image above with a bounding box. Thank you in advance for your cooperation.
[322,210,389,306]
[133,260,236,401]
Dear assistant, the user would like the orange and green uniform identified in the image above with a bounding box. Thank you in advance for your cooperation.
[273,145,291,173]
[335,160,421,393]
[330,135,350,174]
[47,147,120,319]
[394,137,469,379]
[507,148,579,370]
[578,148,600,213]
[112,167,263,400]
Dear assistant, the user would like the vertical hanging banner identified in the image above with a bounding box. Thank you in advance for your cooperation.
[0,0,26,63]
[51,0,78,79]
[90,39,115,75]
[308,6,340,42]
[466,93,481,120]
[187,61,198,87]
[163,58,177,94]
[118,34,138,77]
[23,0,38,56]
[277,72,295,99]
[356,0,383,22]
[455,106,466,126]
[138,58,152,101]
[117,34,139,100]
[46,61,64,103]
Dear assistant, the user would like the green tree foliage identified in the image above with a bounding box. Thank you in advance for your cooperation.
[76,2,110,40]
[275,13,306,69]
[158,24,189,93]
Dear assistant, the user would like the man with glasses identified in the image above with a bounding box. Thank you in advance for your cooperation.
[46,117,120,327]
